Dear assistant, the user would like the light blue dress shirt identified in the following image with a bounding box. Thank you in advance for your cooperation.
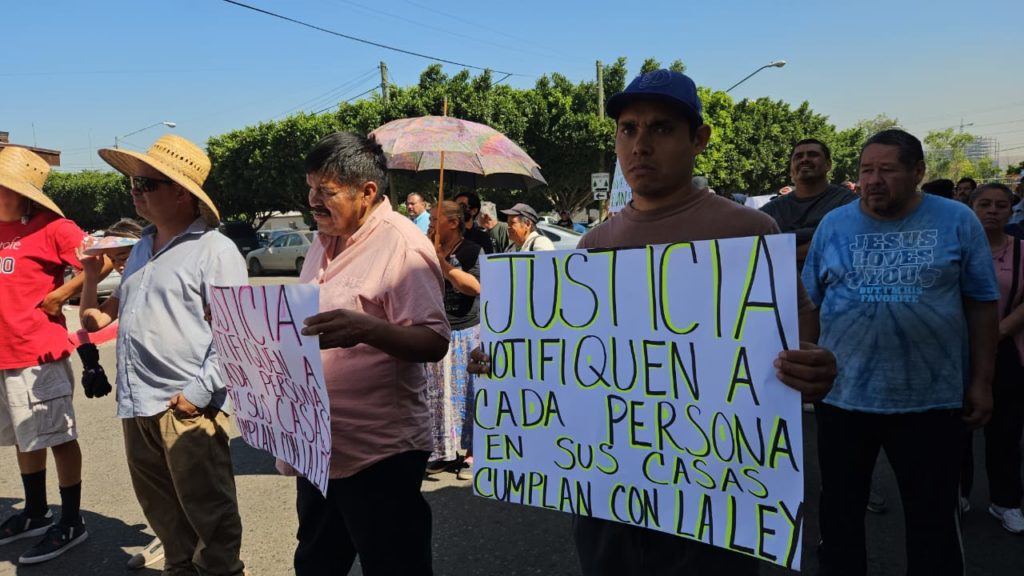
[113,218,248,418]
[413,210,430,234]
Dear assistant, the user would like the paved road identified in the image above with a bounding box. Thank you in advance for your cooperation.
[2,275,1021,575]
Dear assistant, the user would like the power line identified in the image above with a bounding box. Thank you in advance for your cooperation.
[309,82,380,114]
[313,85,380,115]
[902,99,1024,129]
[970,118,1024,129]
[401,0,563,58]
[985,128,1024,137]
[328,0,554,65]
[273,68,379,119]
[220,0,520,76]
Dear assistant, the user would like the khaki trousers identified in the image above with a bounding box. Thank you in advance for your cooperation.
[123,410,245,576]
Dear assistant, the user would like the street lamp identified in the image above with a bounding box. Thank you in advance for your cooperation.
[725,60,787,93]
[114,121,176,149]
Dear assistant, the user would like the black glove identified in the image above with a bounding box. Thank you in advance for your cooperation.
[76,343,112,398]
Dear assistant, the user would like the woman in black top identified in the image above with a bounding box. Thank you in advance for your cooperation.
[425,201,483,480]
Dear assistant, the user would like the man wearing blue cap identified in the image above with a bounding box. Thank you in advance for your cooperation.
[573,70,837,574]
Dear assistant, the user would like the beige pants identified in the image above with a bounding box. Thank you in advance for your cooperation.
[123,410,245,576]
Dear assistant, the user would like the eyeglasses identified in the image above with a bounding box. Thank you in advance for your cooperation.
[130,176,173,193]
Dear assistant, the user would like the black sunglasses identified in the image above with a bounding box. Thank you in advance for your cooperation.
[130,175,173,193]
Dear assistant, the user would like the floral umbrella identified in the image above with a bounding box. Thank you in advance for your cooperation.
[370,116,546,190]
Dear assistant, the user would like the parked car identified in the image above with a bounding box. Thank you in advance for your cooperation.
[219,221,261,256]
[246,231,315,275]
[536,221,583,251]
[65,268,121,304]
[257,229,296,248]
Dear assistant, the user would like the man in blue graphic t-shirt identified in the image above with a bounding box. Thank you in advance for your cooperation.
[803,129,998,576]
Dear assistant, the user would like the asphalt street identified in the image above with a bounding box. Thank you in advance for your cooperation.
[1,275,1022,575]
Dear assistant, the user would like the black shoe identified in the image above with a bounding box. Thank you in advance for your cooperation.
[18,522,88,565]
[0,510,53,545]
[425,459,455,475]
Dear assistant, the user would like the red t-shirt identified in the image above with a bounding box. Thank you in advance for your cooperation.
[0,211,85,369]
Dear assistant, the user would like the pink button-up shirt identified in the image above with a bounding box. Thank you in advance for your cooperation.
[301,200,450,478]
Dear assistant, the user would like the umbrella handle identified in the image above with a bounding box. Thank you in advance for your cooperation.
[435,150,446,250]
[435,97,448,250]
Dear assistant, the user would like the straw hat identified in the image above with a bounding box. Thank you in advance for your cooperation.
[0,146,64,217]
[98,134,220,226]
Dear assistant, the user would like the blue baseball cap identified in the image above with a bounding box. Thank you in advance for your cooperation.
[606,69,703,127]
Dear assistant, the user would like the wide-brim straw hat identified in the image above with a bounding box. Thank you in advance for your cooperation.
[98,134,220,226]
[0,146,64,217]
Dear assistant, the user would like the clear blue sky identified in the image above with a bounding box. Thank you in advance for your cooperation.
[3,0,1023,172]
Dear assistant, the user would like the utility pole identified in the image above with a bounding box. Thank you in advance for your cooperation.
[380,61,389,106]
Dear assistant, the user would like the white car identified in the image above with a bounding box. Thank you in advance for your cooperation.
[536,222,583,251]
[246,231,315,275]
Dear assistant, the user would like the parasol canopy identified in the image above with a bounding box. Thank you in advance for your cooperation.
[370,116,546,189]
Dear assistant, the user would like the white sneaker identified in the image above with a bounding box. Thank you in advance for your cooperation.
[126,537,164,569]
[988,505,1024,534]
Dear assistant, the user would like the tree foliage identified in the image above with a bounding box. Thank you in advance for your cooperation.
[44,171,135,232]
[824,114,902,185]
[923,129,1002,182]
[204,58,893,219]
[1004,160,1024,177]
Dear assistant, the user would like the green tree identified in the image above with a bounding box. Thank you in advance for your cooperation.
[602,57,628,98]
[855,114,901,137]
[205,57,854,219]
[639,58,662,75]
[825,115,901,184]
[207,113,339,227]
[693,87,736,188]
[44,171,134,231]
[1006,160,1024,177]
[724,98,833,194]
[827,127,866,185]
[922,129,1001,181]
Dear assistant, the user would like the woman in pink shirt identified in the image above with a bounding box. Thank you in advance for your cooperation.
[968,183,1024,533]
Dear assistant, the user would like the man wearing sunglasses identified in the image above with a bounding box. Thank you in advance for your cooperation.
[79,135,249,576]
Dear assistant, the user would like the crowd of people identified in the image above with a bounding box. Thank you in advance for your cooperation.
[0,67,1021,576]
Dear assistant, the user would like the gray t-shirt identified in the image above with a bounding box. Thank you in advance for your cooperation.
[760,184,857,245]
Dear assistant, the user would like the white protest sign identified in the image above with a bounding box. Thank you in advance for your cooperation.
[209,284,331,496]
[609,159,632,213]
[474,235,804,569]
